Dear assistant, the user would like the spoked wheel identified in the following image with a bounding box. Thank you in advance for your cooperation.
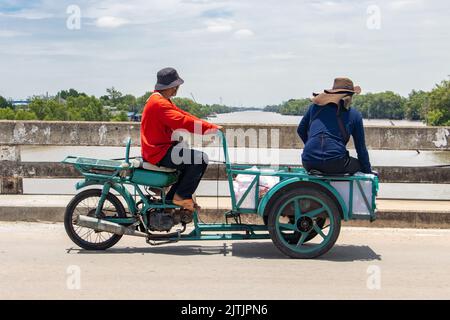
[64,189,127,250]
[287,216,327,243]
[267,187,341,259]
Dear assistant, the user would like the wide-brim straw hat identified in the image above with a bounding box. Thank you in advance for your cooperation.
[312,77,361,107]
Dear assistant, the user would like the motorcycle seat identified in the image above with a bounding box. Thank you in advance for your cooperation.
[131,158,177,173]
[307,169,352,177]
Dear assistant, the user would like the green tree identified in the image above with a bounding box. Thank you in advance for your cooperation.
[66,95,110,121]
[0,96,12,108]
[352,92,406,119]
[106,87,122,108]
[117,94,137,112]
[99,95,110,106]
[208,104,232,114]
[111,111,129,122]
[0,88,234,122]
[426,80,450,126]
[57,89,86,100]
[14,110,38,120]
[0,108,15,119]
[279,98,311,116]
[263,104,282,113]
[404,90,428,121]
[29,98,68,120]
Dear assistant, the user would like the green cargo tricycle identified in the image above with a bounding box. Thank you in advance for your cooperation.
[62,131,378,259]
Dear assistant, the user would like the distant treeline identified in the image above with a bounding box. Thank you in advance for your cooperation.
[0,88,238,121]
[263,79,450,126]
[2,79,449,126]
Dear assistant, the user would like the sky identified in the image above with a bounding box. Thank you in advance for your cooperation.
[0,0,449,107]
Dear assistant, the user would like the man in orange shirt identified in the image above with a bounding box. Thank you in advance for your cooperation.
[141,67,221,212]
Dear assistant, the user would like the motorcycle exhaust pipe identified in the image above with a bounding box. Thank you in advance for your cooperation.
[75,215,147,238]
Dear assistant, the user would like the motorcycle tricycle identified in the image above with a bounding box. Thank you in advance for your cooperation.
[62,131,378,259]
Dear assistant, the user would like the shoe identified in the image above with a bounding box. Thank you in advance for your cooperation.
[173,198,195,212]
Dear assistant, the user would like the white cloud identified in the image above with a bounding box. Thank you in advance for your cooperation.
[95,16,129,28]
[0,30,31,38]
[234,29,254,39]
[205,18,234,33]
[0,9,53,20]
[85,0,225,25]
[308,0,356,14]
[389,0,424,10]
[267,52,296,60]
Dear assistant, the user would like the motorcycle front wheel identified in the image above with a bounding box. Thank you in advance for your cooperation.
[64,189,127,250]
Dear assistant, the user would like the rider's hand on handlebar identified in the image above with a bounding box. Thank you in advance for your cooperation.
[216,125,224,131]
[371,170,379,177]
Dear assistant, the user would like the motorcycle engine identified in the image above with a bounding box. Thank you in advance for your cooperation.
[146,208,193,232]
[147,209,175,232]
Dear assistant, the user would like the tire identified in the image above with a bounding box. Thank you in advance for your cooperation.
[64,189,127,250]
[267,187,341,259]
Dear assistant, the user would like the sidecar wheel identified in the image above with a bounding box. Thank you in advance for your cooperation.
[267,187,341,259]
[64,189,127,250]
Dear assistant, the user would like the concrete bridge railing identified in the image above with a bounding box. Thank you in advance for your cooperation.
[0,120,449,194]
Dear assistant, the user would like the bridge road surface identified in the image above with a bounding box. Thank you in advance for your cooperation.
[0,222,449,300]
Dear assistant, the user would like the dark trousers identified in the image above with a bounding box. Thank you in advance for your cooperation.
[302,155,362,175]
[157,144,209,200]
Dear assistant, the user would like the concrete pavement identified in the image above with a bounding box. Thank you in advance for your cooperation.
[0,222,449,299]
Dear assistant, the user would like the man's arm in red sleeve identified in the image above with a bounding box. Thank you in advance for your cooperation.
[158,102,218,134]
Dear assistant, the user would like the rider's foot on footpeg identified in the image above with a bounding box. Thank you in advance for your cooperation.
[173,199,195,212]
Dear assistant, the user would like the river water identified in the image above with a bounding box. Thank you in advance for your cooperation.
[206,110,427,126]
[21,111,449,199]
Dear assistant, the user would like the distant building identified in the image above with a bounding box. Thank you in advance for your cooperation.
[12,100,30,107]
[104,105,123,117]
[103,105,117,111]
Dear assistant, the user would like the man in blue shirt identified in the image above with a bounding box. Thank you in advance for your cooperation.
[297,78,372,175]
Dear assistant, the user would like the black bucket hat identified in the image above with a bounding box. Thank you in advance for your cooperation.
[155,67,184,91]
